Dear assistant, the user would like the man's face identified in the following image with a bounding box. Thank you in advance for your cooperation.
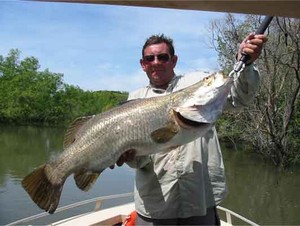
[140,43,177,89]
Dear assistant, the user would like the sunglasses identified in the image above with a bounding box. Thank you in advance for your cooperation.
[143,53,171,63]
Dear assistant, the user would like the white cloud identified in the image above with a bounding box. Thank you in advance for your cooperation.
[79,69,149,92]
[1,1,227,92]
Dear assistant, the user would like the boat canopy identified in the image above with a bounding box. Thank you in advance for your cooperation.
[31,0,300,18]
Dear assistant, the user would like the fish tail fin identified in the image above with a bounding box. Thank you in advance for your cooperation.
[74,169,101,191]
[21,164,64,214]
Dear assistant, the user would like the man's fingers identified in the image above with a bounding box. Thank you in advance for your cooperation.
[109,164,115,169]
[126,149,136,161]
[238,33,267,63]
[109,149,137,169]
[116,155,125,166]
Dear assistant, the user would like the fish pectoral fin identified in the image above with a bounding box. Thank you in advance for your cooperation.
[150,124,179,143]
[64,115,94,148]
[21,164,64,214]
[74,169,101,191]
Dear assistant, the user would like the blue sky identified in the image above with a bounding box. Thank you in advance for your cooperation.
[1,0,228,92]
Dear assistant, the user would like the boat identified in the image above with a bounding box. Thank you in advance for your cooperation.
[9,2,297,226]
[8,192,259,226]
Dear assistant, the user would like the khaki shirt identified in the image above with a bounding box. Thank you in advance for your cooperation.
[127,65,260,219]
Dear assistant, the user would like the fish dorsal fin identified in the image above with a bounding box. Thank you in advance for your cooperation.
[150,123,179,143]
[63,115,94,149]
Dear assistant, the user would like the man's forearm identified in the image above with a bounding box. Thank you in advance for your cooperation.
[225,63,260,109]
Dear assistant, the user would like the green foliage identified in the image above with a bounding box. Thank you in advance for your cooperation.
[216,113,243,144]
[210,15,300,168]
[0,49,128,126]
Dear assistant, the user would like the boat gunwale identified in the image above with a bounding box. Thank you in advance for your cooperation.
[8,192,259,226]
[7,192,134,225]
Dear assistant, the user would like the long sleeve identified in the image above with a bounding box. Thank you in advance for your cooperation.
[225,63,260,109]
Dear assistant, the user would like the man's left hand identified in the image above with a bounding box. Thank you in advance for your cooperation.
[237,33,268,65]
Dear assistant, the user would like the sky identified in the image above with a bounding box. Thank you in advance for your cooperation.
[0,0,229,92]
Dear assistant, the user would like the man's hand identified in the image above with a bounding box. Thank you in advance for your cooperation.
[109,149,136,169]
[237,33,268,65]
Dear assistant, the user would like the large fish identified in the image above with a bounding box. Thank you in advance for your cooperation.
[22,72,233,214]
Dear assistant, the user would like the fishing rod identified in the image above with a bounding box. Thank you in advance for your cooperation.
[234,15,274,73]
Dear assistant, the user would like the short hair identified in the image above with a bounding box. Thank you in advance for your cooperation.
[142,34,175,57]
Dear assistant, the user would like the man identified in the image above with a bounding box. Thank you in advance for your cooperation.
[114,33,267,225]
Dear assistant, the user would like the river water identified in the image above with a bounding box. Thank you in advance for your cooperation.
[0,125,299,225]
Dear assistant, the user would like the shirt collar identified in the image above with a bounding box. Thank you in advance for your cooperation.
[147,75,182,94]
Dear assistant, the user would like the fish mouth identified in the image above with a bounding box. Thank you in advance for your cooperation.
[173,110,209,129]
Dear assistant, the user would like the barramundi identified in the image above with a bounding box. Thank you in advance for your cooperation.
[22,72,233,214]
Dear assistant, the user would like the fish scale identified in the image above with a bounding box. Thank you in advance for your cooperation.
[22,72,233,214]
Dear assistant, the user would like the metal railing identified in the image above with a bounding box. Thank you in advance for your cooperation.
[7,192,134,225]
[8,192,259,226]
[217,206,259,226]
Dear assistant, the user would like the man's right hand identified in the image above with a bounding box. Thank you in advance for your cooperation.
[109,149,136,169]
